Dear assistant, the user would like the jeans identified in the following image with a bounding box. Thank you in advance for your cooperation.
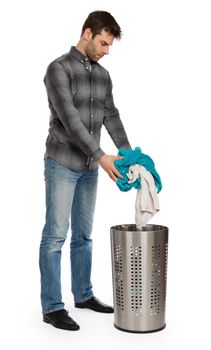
[39,158,98,314]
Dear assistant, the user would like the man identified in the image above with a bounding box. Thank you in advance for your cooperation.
[39,10,131,331]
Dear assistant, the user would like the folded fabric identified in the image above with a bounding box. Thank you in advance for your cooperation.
[127,165,160,229]
[115,147,162,193]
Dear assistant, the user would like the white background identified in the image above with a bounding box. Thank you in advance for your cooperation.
[1,0,211,349]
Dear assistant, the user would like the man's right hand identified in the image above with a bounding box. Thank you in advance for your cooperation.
[98,154,124,182]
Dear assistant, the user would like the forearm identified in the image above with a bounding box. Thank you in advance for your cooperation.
[103,113,131,150]
[103,74,131,150]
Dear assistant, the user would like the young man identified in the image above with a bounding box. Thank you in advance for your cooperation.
[39,11,131,331]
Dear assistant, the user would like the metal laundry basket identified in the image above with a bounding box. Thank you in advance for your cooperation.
[110,224,168,333]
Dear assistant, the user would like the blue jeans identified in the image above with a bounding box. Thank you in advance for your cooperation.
[39,158,98,314]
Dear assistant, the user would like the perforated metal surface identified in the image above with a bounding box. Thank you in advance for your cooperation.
[150,244,161,316]
[130,246,142,313]
[111,224,168,333]
[113,244,124,311]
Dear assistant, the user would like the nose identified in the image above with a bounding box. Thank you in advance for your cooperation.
[103,46,109,55]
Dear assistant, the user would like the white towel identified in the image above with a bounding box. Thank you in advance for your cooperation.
[127,165,160,229]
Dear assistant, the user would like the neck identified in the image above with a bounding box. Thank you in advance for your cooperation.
[75,39,87,57]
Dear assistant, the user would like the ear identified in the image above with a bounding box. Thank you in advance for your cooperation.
[83,28,93,41]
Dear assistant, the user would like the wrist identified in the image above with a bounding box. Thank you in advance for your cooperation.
[93,148,105,161]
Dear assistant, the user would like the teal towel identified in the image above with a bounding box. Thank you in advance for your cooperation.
[114,147,162,192]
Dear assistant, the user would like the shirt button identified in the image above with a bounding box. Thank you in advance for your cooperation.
[90,114,94,118]
[90,131,93,134]
[91,98,93,101]
[85,66,89,70]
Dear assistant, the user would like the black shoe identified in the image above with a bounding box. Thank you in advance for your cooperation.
[43,309,80,331]
[75,296,114,313]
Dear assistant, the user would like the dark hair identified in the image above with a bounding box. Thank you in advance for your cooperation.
[81,11,122,39]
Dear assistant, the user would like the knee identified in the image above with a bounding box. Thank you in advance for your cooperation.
[40,235,66,253]
[71,236,93,250]
[40,219,69,250]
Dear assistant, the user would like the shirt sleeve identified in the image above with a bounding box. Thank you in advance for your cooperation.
[44,61,104,161]
[103,74,131,150]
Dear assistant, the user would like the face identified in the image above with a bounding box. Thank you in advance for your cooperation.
[85,29,115,62]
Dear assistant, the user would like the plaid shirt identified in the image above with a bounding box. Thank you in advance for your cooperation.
[44,46,131,172]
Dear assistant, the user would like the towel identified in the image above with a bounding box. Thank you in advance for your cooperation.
[127,165,160,229]
[115,147,162,193]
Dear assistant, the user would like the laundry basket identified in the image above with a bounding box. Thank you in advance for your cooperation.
[110,224,168,333]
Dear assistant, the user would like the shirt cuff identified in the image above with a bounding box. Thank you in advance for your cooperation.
[120,143,132,150]
[92,148,105,161]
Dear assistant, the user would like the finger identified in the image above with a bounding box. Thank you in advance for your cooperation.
[113,166,124,179]
[114,156,124,160]
[109,171,117,182]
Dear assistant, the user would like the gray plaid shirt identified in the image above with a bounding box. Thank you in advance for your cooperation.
[44,46,131,172]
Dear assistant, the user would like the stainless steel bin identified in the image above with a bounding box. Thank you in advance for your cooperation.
[110,224,168,333]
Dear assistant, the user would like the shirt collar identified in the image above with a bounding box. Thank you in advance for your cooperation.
[70,46,97,66]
